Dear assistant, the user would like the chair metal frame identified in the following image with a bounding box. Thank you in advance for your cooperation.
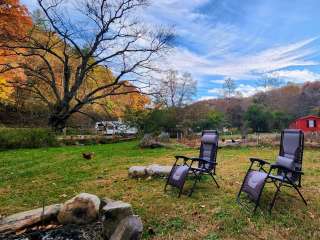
[237,129,307,213]
[164,130,219,197]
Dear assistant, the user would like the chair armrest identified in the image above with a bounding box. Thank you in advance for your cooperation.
[270,164,304,175]
[190,157,217,165]
[250,158,270,165]
[175,155,190,160]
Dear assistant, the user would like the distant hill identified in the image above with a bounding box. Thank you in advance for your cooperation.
[190,81,320,118]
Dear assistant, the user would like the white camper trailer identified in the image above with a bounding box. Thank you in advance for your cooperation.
[95,121,138,136]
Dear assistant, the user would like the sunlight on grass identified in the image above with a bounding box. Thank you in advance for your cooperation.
[1,141,319,239]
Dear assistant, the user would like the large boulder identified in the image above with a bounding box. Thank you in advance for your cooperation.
[57,193,100,225]
[110,215,143,240]
[139,134,164,148]
[157,132,170,143]
[0,204,61,233]
[101,201,133,239]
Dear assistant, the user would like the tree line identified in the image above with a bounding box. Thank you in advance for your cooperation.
[124,81,320,136]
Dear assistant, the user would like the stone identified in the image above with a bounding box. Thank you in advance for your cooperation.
[139,134,154,148]
[57,193,100,225]
[139,134,164,148]
[101,201,133,239]
[110,215,143,240]
[128,166,146,178]
[157,132,170,143]
[145,164,172,177]
[129,165,172,178]
[0,204,61,233]
[100,197,115,211]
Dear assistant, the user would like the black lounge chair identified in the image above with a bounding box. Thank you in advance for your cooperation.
[237,129,307,213]
[164,130,219,197]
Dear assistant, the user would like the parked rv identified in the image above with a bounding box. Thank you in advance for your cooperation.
[95,121,138,136]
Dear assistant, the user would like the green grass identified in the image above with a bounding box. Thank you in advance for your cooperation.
[1,141,320,239]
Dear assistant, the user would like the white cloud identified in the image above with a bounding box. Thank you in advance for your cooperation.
[160,37,318,86]
[198,96,218,101]
[208,84,266,98]
[235,84,266,97]
[142,1,320,88]
[267,69,320,83]
[211,79,226,84]
[21,0,320,100]
[208,88,223,94]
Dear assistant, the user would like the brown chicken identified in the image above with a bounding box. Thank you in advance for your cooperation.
[82,152,95,160]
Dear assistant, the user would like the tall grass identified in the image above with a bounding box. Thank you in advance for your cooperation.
[0,128,58,149]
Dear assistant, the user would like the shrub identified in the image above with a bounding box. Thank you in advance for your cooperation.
[0,128,58,149]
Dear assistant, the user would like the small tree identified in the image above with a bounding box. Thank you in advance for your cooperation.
[193,110,224,132]
[156,69,197,108]
[245,104,270,133]
[258,74,284,91]
[225,103,244,130]
[222,78,236,99]
[271,111,292,132]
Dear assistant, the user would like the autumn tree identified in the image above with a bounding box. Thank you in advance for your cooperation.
[92,81,150,119]
[0,0,172,131]
[0,0,32,101]
[298,81,320,116]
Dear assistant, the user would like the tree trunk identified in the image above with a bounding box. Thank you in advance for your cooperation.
[48,113,69,132]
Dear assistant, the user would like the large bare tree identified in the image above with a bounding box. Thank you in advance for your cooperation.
[0,0,173,131]
[155,69,197,108]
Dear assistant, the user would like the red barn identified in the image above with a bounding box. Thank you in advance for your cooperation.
[289,115,320,133]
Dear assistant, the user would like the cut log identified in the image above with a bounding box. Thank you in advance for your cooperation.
[0,204,62,234]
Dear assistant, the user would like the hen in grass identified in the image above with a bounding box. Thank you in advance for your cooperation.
[82,152,95,160]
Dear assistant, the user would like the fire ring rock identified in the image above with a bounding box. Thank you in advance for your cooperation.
[110,215,143,240]
[57,193,100,225]
[101,201,133,239]
[128,166,147,178]
[145,164,172,177]
[129,164,172,178]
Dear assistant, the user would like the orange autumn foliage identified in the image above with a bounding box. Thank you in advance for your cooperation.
[108,84,150,118]
[0,0,32,39]
[0,0,32,100]
[90,81,150,118]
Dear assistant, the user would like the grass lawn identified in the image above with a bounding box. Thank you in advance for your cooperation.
[1,141,320,239]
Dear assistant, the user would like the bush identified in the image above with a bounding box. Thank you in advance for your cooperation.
[0,128,58,149]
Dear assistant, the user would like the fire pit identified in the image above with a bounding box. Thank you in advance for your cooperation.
[0,193,143,240]
[2,221,103,240]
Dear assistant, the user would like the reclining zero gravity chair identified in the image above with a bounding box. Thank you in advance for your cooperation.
[164,130,219,197]
[237,129,307,213]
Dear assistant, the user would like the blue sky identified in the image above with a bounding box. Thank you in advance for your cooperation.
[22,0,320,100]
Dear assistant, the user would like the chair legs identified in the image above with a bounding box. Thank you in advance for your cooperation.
[164,181,168,192]
[291,182,307,206]
[268,180,307,213]
[269,181,283,213]
[164,168,174,192]
[210,173,220,188]
[188,174,200,196]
